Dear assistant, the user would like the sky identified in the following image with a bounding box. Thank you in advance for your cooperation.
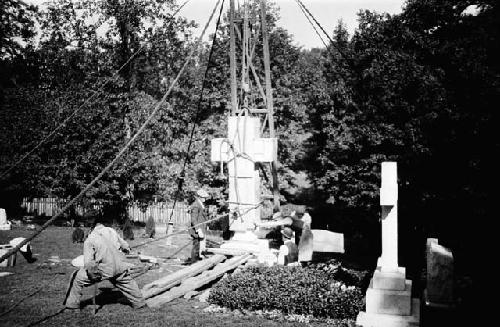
[181,0,406,49]
[26,0,406,49]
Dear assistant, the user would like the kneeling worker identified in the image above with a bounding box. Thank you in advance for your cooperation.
[64,215,145,310]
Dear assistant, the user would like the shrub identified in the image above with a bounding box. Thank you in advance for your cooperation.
[208,265,364,319]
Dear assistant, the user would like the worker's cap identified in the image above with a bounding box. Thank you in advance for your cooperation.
[281,226,293,239]
[196,188,210,198]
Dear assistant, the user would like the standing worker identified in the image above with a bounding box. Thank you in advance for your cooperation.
[187,188,210,264]
[64,215,145,310]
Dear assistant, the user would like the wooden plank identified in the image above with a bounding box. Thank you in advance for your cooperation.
[142,254,226,299]
[205,247,249,256]
[147,254,251,308]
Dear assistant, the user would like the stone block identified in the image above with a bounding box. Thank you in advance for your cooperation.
[373,266,406,290]
[251,138,277,162]
[227,158,256,177]
[366,279,412,315]
[311,229,344,253]
[426,240,454,304]
[228,175,260,203]
[228,116,260,150]
[357,298,420,327]
[211,138,230,162]
[220,238,269,254]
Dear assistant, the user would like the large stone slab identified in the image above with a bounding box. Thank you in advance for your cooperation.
[311,229,344,253]
[426,239,454,304]
[357,298,420,327]
[366,279,412,315]
[373,266,406,290]
[220,238,269,254]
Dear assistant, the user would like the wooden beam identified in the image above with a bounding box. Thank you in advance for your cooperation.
[260,0,280,213]
[229,0,237,114]
[147,254,251,307]
[205,247,250,256]
[142,254,226,299]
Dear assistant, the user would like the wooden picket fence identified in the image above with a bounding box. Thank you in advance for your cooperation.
[20,198,190,226]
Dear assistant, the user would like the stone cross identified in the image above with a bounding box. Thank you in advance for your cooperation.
[379,162,399,272]
[211,116,276,237]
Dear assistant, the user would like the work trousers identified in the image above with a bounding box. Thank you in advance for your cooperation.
[190,237,206,263]
[65,268,144,309]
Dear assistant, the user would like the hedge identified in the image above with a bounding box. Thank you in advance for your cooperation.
[208,265,364,319]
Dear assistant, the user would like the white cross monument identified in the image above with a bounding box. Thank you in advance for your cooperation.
[356,162,420,327]
[211,115,276,252]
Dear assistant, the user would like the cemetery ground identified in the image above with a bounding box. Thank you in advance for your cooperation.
[1,225,337,327]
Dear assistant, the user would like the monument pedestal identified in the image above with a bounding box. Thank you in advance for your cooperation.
[357,298,420,327]
[358,263,419,326]
[366,266,412,316]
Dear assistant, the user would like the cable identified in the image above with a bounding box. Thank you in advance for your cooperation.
[131,201,263,249]
[0,273,61,318]
[165,0,226,226]
[294,0,352,64]
[294,0,327,48]
[0,0,192,180]
[295,0,334,44]
[0,0,223,264]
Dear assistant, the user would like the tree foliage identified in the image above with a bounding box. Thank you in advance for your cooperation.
[0,0,496,271]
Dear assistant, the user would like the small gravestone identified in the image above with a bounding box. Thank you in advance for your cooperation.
[0,208,11,230]
[310,229,344,253]
[425,238,454,305]
[422,238,456,327]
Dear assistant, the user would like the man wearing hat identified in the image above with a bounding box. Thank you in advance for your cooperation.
[255,204,312,246]
[278,226,299,265]
[187,188,210,264]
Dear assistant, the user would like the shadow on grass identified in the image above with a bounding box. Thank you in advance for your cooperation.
[80,288,131,310]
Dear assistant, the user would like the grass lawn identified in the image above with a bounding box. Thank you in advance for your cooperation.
[0,226,325,327]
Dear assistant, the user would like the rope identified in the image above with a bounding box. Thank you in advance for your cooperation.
[0,0,191,181]
[0,0,223,264]
[0,273,61,318]
[131,201,263,249]
[165,0,226,226]
[293,0,327,48]
[294,0,351,63]
[295,0,334,44]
